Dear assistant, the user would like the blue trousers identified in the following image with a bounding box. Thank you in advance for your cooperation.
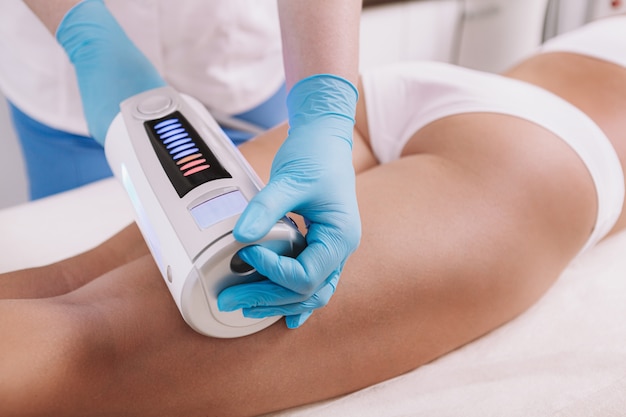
[8,84,287,200]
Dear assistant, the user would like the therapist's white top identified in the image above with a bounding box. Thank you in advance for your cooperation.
[0,0,284,136]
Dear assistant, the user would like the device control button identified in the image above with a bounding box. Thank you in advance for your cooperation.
[230,251,255,275]
[137,95,173,115]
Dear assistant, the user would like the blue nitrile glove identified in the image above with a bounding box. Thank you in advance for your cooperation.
[56,0,165,145]
[218,74,361,329]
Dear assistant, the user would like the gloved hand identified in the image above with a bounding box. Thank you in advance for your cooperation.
[218,74,361,328]
[56,0,165,145]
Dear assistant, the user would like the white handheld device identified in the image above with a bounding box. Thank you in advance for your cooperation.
[104,86,305,338]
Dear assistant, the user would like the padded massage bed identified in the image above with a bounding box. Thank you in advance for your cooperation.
[1,177,625,416]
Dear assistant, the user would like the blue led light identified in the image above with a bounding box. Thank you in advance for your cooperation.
[156,122,183,135]
[173,148,200,160]
[154,118,179,130]
[169,143,195,155]
[162,133,189,145]
[166,138,192,149]
[152,115,213,177]
[159,128,186,140]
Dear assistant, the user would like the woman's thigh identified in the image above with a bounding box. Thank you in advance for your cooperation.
[5,100,602,417]
[2,56,619,417]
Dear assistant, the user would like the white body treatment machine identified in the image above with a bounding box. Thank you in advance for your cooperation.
[104,86,305,338]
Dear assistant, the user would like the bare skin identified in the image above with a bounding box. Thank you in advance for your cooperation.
[1,49,626,416]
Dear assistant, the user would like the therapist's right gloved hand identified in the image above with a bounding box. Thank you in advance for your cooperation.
[56,0,166,145]
[219,74,361,329]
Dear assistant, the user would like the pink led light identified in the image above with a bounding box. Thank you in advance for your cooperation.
[180,158,207,171]
[183,165,211,176]
[176,153,202,165]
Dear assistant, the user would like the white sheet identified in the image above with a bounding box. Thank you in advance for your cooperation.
[1,178,625,416]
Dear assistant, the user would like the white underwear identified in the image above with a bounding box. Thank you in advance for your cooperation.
[361,20,625,255]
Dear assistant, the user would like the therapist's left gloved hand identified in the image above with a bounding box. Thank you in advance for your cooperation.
[218,74,361,328]
[56,0,165,145]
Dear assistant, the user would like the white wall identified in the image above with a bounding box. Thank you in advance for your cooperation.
[359,0,462,70]
[360,0,554,75]
[457,0,550,73]
[0,94,28,209]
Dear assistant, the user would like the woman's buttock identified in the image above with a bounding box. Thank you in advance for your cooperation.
[506,52,626,233]
[506,52,626,164]
[504,15,626,233]
[358,59,624,256]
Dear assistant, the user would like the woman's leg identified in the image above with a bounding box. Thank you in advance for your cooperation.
[2,51,621,416]
[0,223,148,299]
[5,22,626,414]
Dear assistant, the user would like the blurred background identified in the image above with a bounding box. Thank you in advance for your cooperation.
[1,0,624,209]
